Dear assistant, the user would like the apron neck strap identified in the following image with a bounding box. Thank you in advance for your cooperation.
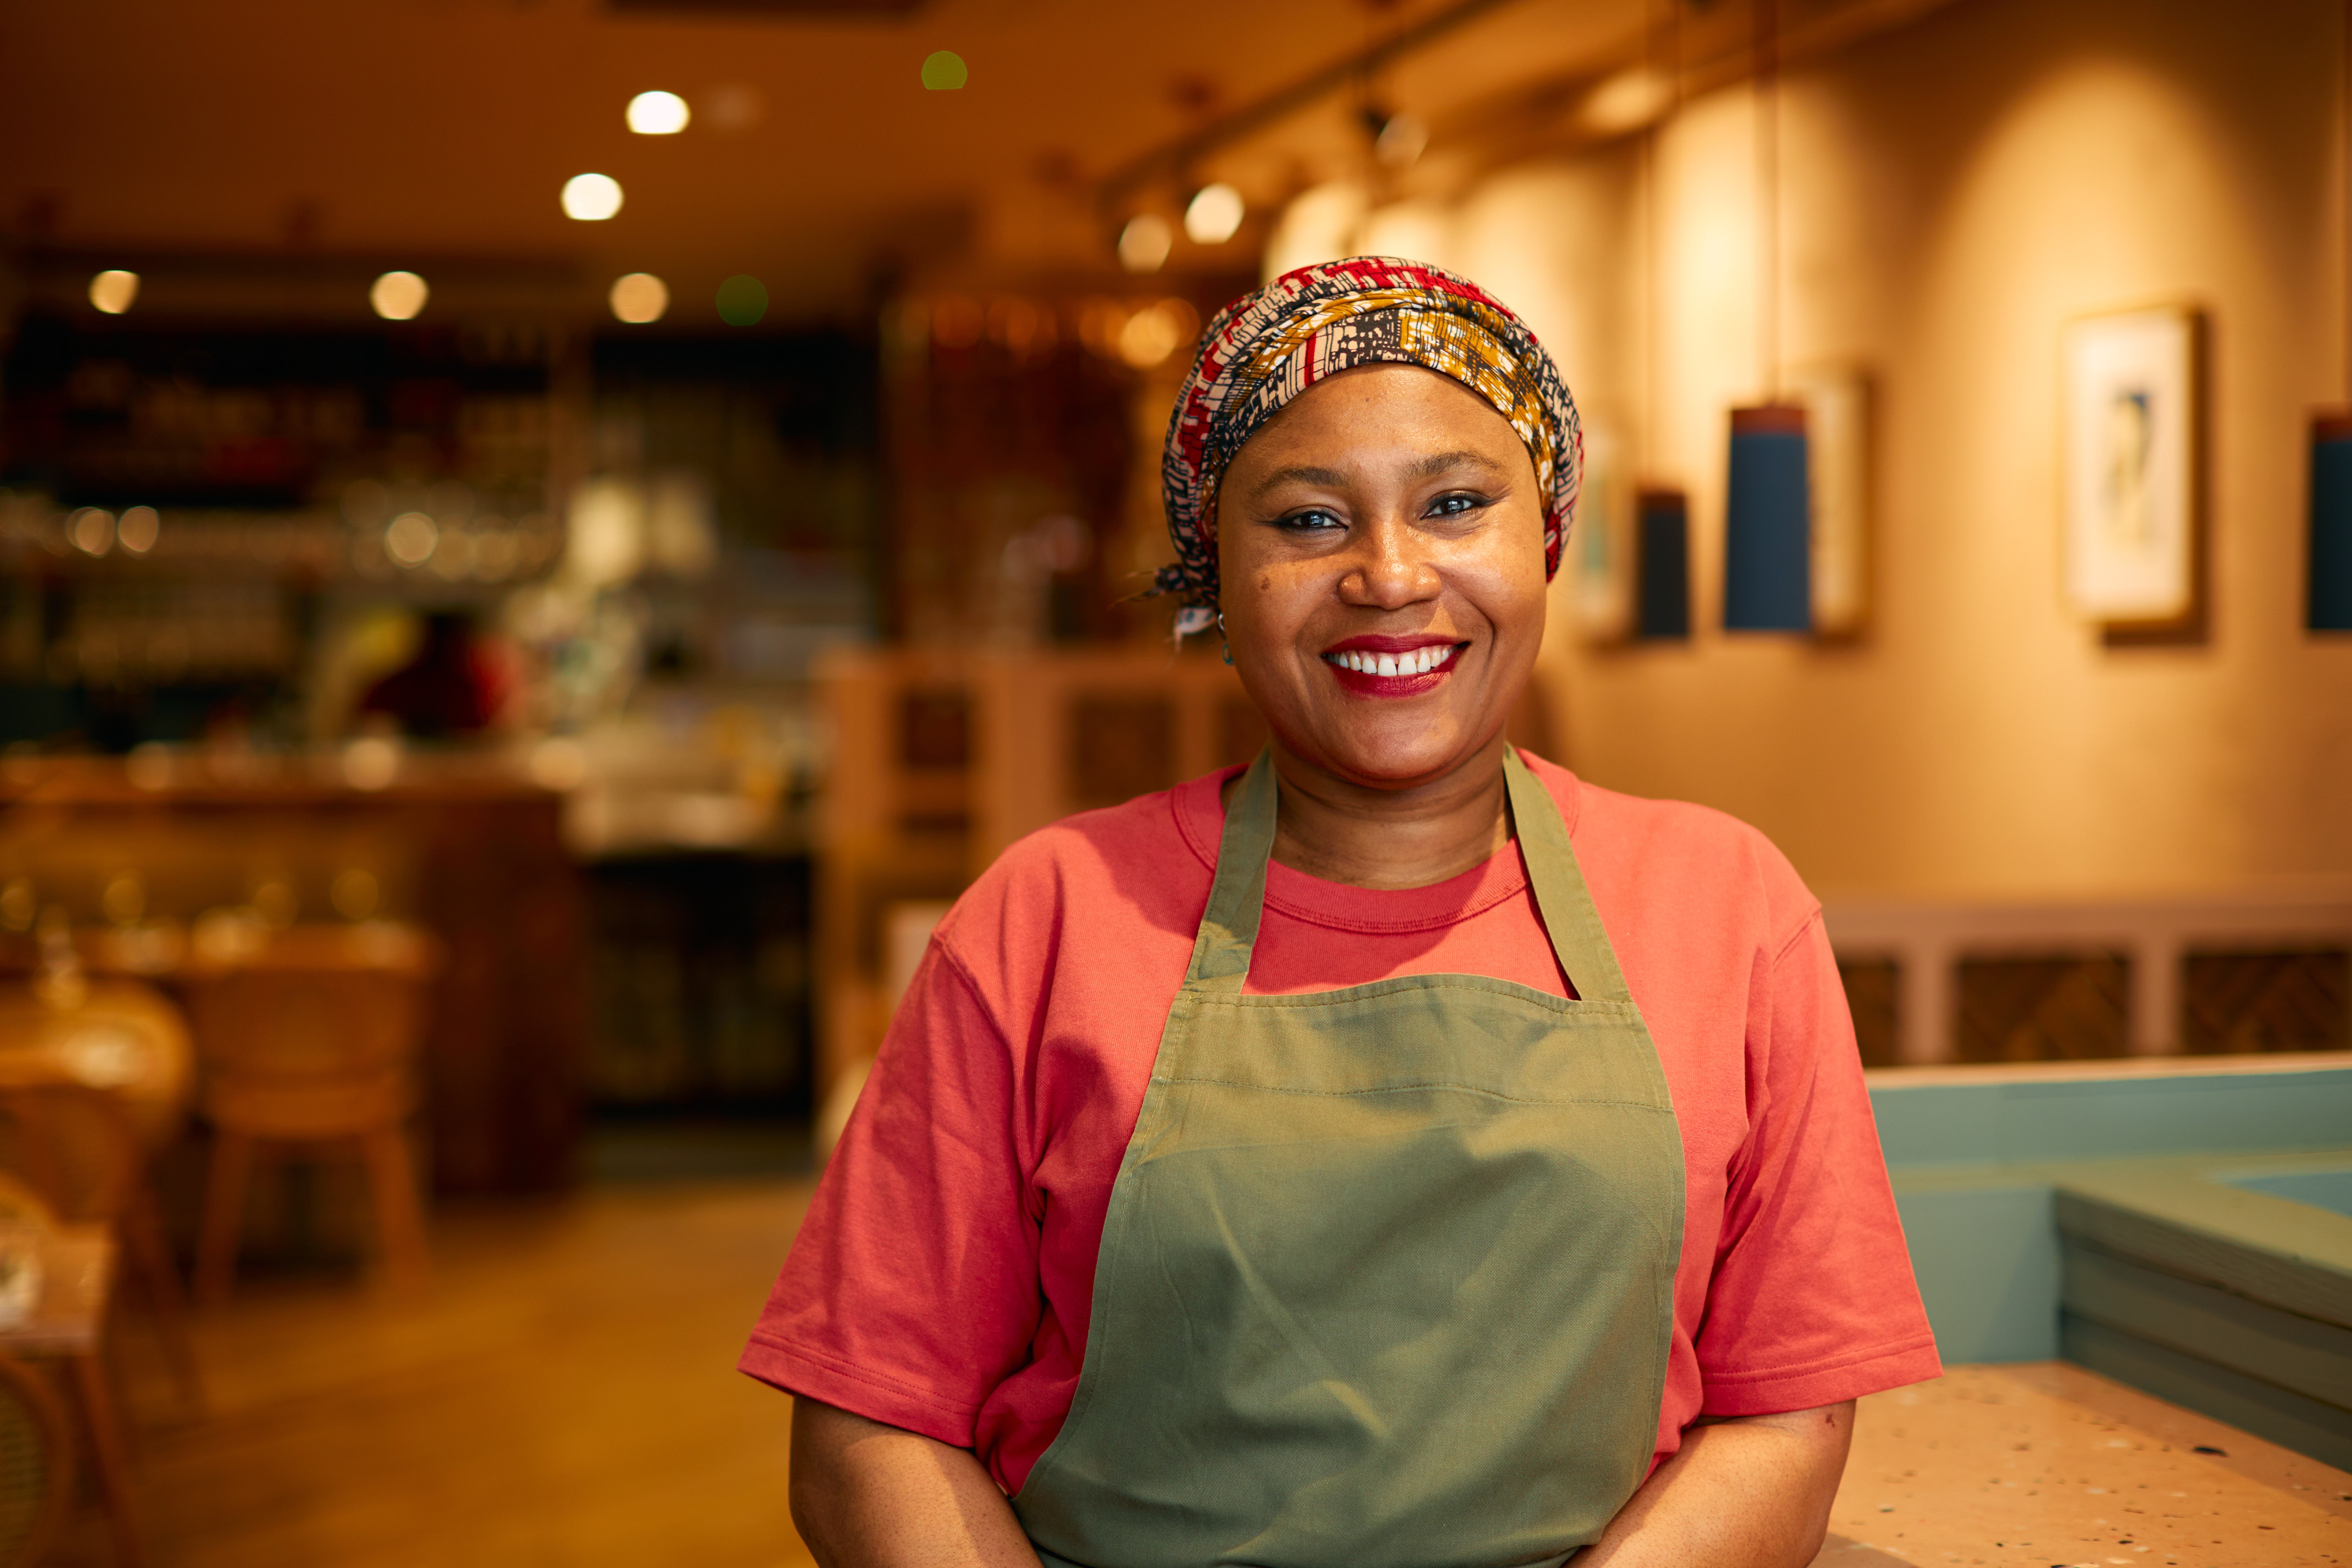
[1501,747,1632,1004]
[1190,745,1631,1004]
[1188,748,1281,991]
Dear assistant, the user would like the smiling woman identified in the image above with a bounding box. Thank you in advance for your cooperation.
[746,259,1941,1568]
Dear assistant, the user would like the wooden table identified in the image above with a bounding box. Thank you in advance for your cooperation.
[1817,1362,2351,1567]
[0,1224,139,1566]
[0,980,193,1148]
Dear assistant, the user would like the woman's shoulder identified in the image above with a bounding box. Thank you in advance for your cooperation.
[932,772,1225,961]
[1518,752,1819,938]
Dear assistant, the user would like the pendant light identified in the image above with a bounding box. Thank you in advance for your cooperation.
[1635,0,1691,639]
[1722,0,1812,633]
[2312,0,2352,631]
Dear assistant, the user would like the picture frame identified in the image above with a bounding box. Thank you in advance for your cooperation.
[2060,306,2204,639]
[1786,364,1872,639]
[1566,422,1635,642]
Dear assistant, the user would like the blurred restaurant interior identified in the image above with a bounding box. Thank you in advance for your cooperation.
[0,0,2349,1561]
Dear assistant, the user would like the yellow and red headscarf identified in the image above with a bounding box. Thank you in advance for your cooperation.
[1157,256,1582,620]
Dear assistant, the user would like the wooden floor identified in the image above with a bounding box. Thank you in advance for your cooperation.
[48,1176,2352,1567]
[67,1180,820,1568]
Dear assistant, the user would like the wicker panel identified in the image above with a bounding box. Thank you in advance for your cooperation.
[2181,948,2351,1054]
[1837,957,1902,1067]
[1956,954,2130,1062]
[1067,695,1175,810]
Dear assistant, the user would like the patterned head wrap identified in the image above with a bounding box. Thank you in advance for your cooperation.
[1155,255,1582,624]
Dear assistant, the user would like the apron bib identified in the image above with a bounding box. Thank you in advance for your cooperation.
[1012,749,1684,1568]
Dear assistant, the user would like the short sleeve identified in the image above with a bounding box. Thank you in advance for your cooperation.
[1692,913,1942,1414]
[738,942,1042,1447]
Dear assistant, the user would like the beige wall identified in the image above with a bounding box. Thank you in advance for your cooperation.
[1341,0,2352,898]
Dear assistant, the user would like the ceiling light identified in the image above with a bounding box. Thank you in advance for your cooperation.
[1118,213,1173,274]
[1374,111,1429,169]
[371,271,429,320]
[627,90,690,135]
[562,173,624,221]
[1583,68,1672,135]
[1185,184,1245,245]
[116,506,159,555]
[610,273,669,324]
[88,270,139,314]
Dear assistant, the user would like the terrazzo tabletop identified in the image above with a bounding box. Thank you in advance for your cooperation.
[1814,1364,2350,1567]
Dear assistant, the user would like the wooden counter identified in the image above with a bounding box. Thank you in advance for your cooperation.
[1820,1362,2351,1566]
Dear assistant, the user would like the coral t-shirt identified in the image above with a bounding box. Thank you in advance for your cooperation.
[742,755,1940,1495]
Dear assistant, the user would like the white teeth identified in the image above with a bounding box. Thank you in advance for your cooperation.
[1415,648,1434,674]
[1375,653,1397,676]
[1327,645,1459,675]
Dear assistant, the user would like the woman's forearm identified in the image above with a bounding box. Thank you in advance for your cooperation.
[1578,1401,1855,1568]
[789,1398,1042,1568]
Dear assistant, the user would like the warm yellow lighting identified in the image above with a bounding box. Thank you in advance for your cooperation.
[562,173,624,221]
[1582,67,1672,135]
[1117,299,1200,369]
[1185,184,1245,245]
[371,270,429,320]
[626,90,690,135]
[68,508,114,556]
[610,272,669,324]
[385,511,438,567]
[1374,111,1428,169]
[330,868,381,921]
[1118,213,1172,274]
[89,270,139,314]
[115,505,159,554]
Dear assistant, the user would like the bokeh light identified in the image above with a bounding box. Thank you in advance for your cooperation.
[626,90,690,135]
[115,505,160,555]
[1117,299,1200,369]
[921,51,968,90]
[88,270,140,314]
[610,273,670,324]
[562,173,624,221]
[371,270,429,320]
[1184,184,1246,245]
[716,274,769,327]
[67,508,114,556]
[1118,213,1173,274]
[385,510,438,567]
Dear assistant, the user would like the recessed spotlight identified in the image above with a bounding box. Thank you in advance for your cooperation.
[89,270,139,314]
[610,273,669,324]
[371,271,429,320]
[1185,184,1245,245]
[562,173,624,221]
[1117,213,1172,274]
[627,90,690,135]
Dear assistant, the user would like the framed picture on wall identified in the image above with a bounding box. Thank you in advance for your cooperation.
[1787,364,1872,639]
[1566,422,1635,642]
[2060,306,2204,637]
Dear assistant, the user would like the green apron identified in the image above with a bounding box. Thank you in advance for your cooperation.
[1011,748,1686,1568]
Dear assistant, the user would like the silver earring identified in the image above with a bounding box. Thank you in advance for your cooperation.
[1217,611,1233,666]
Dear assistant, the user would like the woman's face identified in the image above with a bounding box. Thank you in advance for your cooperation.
[1215,362,1550,790]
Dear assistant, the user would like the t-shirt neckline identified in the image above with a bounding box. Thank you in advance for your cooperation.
[1170,763,1581,936]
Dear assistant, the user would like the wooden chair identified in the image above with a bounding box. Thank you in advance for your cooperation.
[0,1079,201,1411]
[181,925,438,1303]
[0,1351,75,1568]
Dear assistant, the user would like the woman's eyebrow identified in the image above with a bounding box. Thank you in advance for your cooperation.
[1410,449,1508,478]
[1249,464,1350,497]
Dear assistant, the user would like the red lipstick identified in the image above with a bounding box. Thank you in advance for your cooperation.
[1321,635,1465,697]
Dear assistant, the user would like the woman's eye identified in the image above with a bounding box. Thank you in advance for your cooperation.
[1277,509,1345,532]
[1427,492,1491,519]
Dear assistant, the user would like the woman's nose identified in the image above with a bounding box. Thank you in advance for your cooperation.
[1341,514,1442,607]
